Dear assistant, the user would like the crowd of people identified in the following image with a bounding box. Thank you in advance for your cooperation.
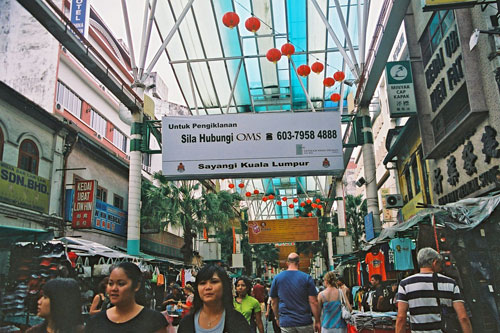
[22,248,474,333]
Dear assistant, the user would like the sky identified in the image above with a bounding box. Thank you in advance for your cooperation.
[89,0,384,108]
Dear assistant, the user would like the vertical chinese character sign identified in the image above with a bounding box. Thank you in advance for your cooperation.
[385,61,417,118]
[72,180,97,229]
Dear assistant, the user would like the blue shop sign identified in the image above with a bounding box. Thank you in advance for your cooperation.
[93,200,127,236]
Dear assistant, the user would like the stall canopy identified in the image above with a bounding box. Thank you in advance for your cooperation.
[60,237,136,259]
[0,225,54,244]
[364,194,500,249]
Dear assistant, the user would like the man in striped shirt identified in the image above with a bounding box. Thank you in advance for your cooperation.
[395,247,472,333]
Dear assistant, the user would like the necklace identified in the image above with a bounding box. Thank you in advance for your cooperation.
[202,310,222,327]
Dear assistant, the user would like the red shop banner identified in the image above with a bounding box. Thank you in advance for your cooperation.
[72,180,97,229]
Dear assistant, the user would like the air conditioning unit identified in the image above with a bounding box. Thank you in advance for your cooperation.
[385,194,404,209]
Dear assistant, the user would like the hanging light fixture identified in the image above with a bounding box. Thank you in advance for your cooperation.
[281,43,295,58]
[245,17,260,33]
[266,48,282,63]
[222,12,240,29]
[333,71,345,82]
[311,62,324,74]
[330,93,341,102]
[296,64,311,77]
[323,77,335,87]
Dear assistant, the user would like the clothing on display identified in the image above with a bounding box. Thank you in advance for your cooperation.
[365,251,386,281]
[380,243,395,272]
[389,238,415,271]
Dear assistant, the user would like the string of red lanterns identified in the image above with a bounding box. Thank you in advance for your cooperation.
[296,64,311,77]
[311,62,324,74]
[266,48,282,63]
[245,17,260,33]
[222,12,239,29]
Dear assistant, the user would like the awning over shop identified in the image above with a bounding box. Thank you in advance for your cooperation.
[0,225,54,244]
[59,237,135,259]
[364,193,500,249]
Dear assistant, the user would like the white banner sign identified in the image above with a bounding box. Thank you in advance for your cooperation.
[385,61,417,118]
[162,112,343,179]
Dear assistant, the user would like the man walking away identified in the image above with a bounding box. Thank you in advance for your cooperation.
[395,247,472,333]
[252,278,266,313]
[270,252,321,333]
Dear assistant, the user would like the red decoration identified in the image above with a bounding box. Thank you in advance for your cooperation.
[308,212,313,217]
[311,62,324,74]
[245,191,251,197]
[254,189,260,195]
[288,204,294,209]
[315,198,321,203]
[222,12,240,29]
[330,93,341,102]
[245,17,260,32]
[311,203,318,208]
[297,64,311,77]
[323,77,335,87]
[333,71,345,81]
[277,201,282,206]
[268,194,275,200]
[293,198,299,203]
[228,183,235,189]
[282,197,288,201]
[266,48,282,63]
[300,202,306,207]
[306,199,312,204]
[281,43,295,58]
[318,205,323,209]
[262,197,268,202]
[238,183,245,188]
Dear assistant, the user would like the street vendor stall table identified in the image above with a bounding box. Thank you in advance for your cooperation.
[346,311,411,333]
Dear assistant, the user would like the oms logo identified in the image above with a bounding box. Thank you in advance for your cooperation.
[235,133,261,141]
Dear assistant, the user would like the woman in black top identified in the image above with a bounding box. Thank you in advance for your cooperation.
[178,265,250,332]
[85,262,167,333]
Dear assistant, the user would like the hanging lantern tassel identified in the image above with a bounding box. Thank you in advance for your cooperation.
[222,12,240,29]
[245,17,261,33]
[311,62,324,74]
[330,93,341,103]
[334,71,345,82]
[297,64,311,77]
[266,48,282,64]
[281,43,295,58]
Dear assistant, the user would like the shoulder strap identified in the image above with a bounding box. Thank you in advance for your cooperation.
[433,272,441,307]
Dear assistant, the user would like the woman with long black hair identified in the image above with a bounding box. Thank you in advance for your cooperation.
[178,265,250,332]
[234,276,264,333]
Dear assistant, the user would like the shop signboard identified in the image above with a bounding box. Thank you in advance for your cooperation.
[423,0,476,11]
[0,161,50,214]
[248,217,319,244]
[364,212,375,241]
[162,112,343,180]
[72,180,96,229]
[70,0,89,37]
[385,61,417,117]
[92,199,127,236]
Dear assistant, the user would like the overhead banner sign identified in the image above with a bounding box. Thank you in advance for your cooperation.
[248,217,319,244]
[162,112,343,179]
[72,180,96,229]
[385,61,417,117]
[0,161,50,214]
[423,0,476,11]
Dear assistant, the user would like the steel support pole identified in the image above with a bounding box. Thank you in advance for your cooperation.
[127,85,144,255]
[121,0,138,80]
[290,58,316,112]
[336,179,347,237]
[359,106,381,234]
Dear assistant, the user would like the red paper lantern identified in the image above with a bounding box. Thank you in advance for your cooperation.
[228,183,235,189]
[222,12,240,29]
[262,196,268,202]
[297,64,311,77]
[300,202,306,207]
[277,201,282,206]
[330,93,341,102]
[268,194,275,200]
[282,197,288,202]
[315,198,321,203]
[307,212,313,217]
[245,191,251,197]
[318,205,323,209]
[293,198,299,203]
[306,199,312,204]
[333,71,345,82]
[312,203,318,208]
[323,77,335,87]
[245,17,260,32]
[288,204,294,209]
[254,189,260,195]
[238,183,245,188]
[311,62,324,74]
[281,43,295,58]
[266,48,282,63]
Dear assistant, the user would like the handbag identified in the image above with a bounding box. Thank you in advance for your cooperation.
[151,266,159,283]
[433,273,461,333]
[76,256,91,278]
[339,288,352,321]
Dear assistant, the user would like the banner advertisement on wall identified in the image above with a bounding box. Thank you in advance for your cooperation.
[0,161,51,214]
[248,217,319,244]
[162,112,343,180]
[92,200,127,236]
[72,179,96,229]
